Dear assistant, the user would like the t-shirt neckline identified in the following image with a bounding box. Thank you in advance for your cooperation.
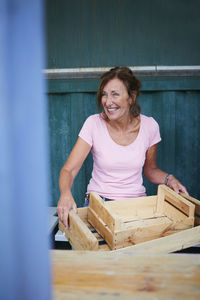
[100,114,142,148]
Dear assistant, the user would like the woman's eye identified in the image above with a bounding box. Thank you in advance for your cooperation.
[113,93,119,96]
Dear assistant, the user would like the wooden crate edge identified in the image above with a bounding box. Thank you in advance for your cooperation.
[114,225,200,254]
[59,210,98,250]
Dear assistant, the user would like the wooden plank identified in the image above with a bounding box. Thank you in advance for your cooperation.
[165,194,192,216]
[98,244,110,251]
[164,200,188,221]
[77,206,88,221]
[119,212,165,224]
[77,209,111,251]
[88,207,114,249]
[59,207,110,251]
[89,192,121,232]
[59,210,98,250]
[52,250,200,300]
[92,233,110,251]
[121,216,171,230]
[113,217,173,250]
[180,193,200,225]
[106,195,158,219]
[157,184,166,214]
[116,225,200,254]
[171,217,194,230]
[106,195,157,209]
[161,229,183,237]
[77,207,95,229]
[159,185,195,217]
[164,201,194,229]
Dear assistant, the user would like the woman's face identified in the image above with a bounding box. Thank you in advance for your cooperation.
[101,78,132,122]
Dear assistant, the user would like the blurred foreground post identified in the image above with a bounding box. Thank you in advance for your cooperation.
[0,0,51,299]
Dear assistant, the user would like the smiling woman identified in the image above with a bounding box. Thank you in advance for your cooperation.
[98,67,141,120]
[101,78,134,123]
[97,67,141,146]
[57,66,188,228]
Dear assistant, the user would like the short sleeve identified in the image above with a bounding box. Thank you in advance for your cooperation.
[78,116,94,146]
[148,117,162,147]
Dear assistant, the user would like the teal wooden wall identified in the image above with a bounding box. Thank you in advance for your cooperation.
[46,1,200,206]
[46,0,200,67]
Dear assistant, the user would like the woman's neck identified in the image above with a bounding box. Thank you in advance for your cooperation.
[107,114,140,132]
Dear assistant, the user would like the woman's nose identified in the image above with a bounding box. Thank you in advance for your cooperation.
[106,95,113,106]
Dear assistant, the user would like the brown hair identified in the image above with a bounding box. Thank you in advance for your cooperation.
[97,66,141,118]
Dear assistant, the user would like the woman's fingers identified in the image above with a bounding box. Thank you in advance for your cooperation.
[167,176,189,195]
[56,206,61,222]
[57,200,78,229]
[63,207,70,229]
[177,184,189,195]
[57,206,68,228]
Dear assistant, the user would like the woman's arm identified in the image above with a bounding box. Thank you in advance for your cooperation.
[143,144,188,195]
[57,137,91,228]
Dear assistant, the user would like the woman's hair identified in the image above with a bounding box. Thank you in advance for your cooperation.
[97,66,141,118]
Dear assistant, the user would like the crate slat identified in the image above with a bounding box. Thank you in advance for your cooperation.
[59,210,98,250]
[180,193,200,225]
[89,192,121,232]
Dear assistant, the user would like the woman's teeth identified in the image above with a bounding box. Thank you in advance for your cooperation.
[107,107,119,112]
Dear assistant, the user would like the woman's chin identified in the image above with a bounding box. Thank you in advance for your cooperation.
[105,114,118,121]
[104,110,120,120]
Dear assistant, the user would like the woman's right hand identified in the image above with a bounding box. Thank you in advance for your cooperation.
[57,191,78,229]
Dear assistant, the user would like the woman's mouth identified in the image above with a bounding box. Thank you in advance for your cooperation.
[107,107,119,113]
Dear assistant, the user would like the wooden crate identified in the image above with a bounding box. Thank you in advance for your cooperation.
[59,206,110,251]
[88,185,195,250]
[59,185,200,251]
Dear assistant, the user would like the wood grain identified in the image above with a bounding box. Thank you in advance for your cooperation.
[116,225,200,254]
[89,192,121,232]
[59,210,98,250]
[52,250,200,300]
[88,207,114,249]
[180,193,200,225]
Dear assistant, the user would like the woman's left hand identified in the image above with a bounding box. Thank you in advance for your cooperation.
[167,175,189,195]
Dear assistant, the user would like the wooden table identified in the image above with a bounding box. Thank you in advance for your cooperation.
[52,250,200,299]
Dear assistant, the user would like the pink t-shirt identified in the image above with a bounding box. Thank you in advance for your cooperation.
[79,114,161,199]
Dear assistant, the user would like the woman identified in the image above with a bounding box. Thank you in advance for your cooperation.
[57,67,188,228]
